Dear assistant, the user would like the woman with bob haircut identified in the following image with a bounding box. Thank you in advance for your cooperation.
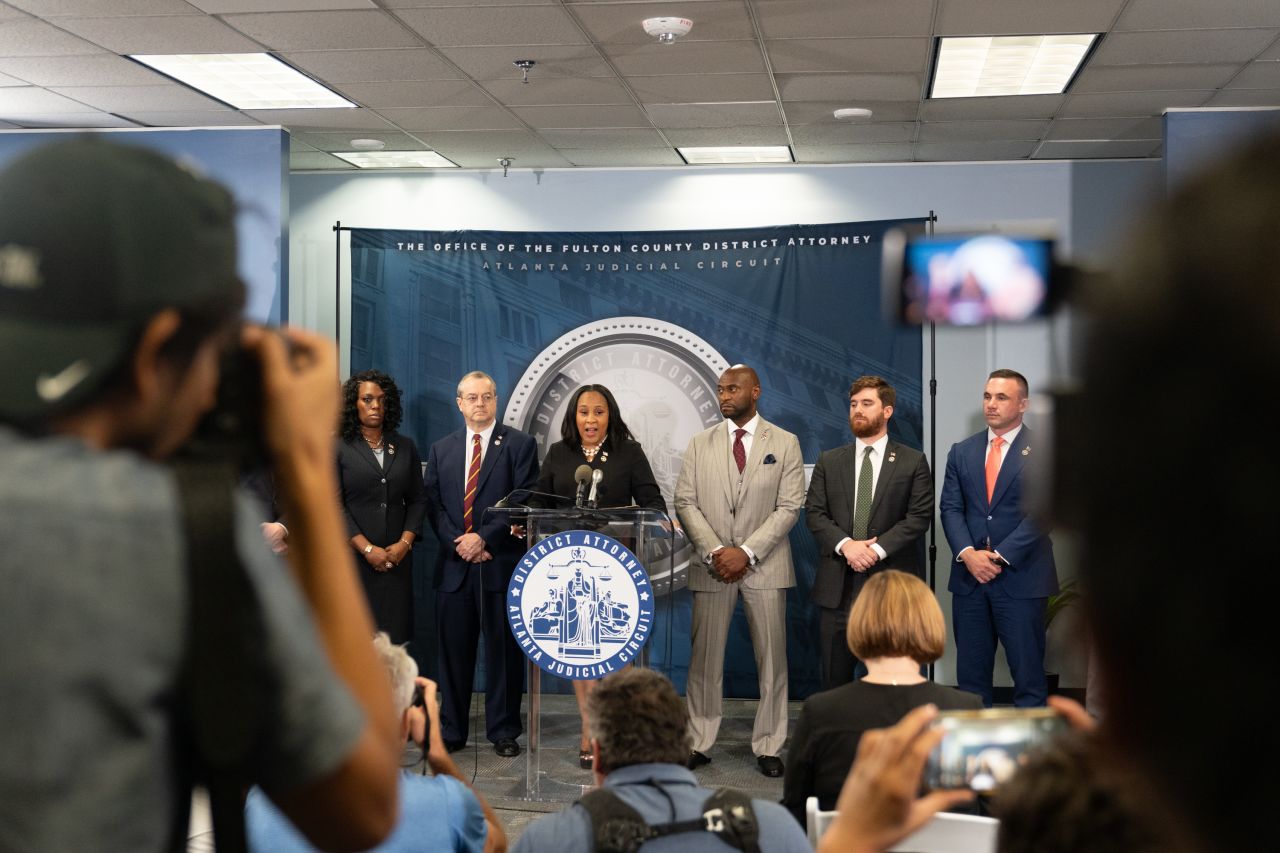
[781,569,982,823]
[534,383,667,769]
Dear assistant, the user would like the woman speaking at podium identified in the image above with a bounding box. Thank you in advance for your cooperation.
[535,383,667,768]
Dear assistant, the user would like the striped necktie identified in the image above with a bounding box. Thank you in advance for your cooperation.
[463,434,482,533]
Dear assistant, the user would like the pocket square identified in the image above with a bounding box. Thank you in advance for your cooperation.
[763,454,777,464]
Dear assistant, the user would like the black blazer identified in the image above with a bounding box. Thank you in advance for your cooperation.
[805,439,933,609]
[337,431,427,549]
[536,436,667,513]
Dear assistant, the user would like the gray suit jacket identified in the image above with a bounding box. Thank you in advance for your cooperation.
[675,416,805,591]
[804,440,933,609]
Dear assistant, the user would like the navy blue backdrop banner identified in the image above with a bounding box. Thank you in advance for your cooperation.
[348,219,925,700]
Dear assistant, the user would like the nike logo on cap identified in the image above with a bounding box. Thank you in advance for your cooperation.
[36,359,91,402]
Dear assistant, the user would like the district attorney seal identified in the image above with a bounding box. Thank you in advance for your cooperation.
[503,317,729,594]
[508,531,654,680]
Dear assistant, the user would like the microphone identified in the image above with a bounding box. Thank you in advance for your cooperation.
[574,464,592,508]
[587,468,603,509]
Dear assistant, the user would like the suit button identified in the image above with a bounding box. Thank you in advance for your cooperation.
[381,478,387,484]
[986,515,992,520]
[380,502,387,508]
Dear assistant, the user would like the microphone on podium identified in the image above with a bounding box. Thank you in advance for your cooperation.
[587,468,603,509]
[574,464,592,508]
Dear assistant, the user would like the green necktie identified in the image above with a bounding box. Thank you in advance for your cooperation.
[852,445,874,540]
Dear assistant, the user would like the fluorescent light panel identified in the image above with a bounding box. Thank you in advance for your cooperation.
[678,145,793,164]
[930,34,1098,99]
[129,53,356,110]
[332,151,458,169]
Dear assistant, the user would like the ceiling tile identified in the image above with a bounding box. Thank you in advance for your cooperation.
[221,10,420,50]
[1045,116,1163,140]
[436,45,613,80]
[1059,90,1213,117]
[444,150,573,168]
[790,121,915,144]
[1073,63,1241,93]
[563,148,684,167]
[0,85,104,112]
[7,1,196,14]
[604,40,765,76]
[777,72,922,102]
[481,76,632,106]
[126,110,263,126]
[0,5,26,20]
[791,141,914,163]
[244,106,397,130]
[0,54,164,86]
[50,84,228,112]
[337,80,493,109]
[571,1,753,44]
[1227,61,1280,89]
[662,126,791,146]
[1117,0,1280,31]
[914,140,1036,161]
[784,99,919,122]
[417,129,545,151]
[627,74,775,104]
[51,15,263,53]
[919,94,1065,121]
[293,129,428,150]
[0,19,109,55]
[1091,29,1280,66]
[1203,89,1280,107]
[375,105,525,130]
[765,38,929,74]
[935,0,1125,36]
[0,72,24,86]
[194,2,378,12]
[1033,139,1161,159]
[538,127,668,148]
[290,150,358,170]
[644,101,781,128]
[755,0,934,39]
[283,49,464,83]
[1,110,140,127]
[1259,40,1280,60]
[396,6,588,47]
[384,0,549,5]
[510,103,649,128]
[917,119,1049,142]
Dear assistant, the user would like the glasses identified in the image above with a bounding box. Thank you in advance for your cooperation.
[459,393,495,404]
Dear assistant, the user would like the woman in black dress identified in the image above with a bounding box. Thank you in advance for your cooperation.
[337,370,426,645]
[536,383,667,767]
[781,570,983,824]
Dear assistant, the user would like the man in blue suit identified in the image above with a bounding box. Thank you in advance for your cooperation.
[424,371,538,756]
[940,369,1056,707]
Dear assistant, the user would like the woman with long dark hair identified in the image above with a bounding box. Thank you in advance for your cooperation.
[337,370,426,644]
[536,383,666,768]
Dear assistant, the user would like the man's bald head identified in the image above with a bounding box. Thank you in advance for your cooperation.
[717,364,761,426]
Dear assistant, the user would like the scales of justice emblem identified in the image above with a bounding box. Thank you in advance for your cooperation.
[508,532,654,680]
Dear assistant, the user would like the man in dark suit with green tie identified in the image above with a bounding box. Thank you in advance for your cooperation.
[805,376,934,689]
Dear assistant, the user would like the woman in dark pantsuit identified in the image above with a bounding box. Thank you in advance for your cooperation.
[337,369,426,645]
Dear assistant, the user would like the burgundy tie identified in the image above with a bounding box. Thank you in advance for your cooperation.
[733,428,747,473]
[463,434,481,533]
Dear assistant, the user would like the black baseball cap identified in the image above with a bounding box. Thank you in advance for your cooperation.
[0,136,244,422]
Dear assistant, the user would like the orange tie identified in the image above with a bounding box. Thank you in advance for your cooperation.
[463,434,482,533]
[985,435,1005,504]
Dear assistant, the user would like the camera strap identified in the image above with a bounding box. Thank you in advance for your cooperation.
[174,458,269,853]
[577,784,761,853]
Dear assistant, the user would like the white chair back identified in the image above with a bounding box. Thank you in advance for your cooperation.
[887,812,999,853]
[805,796,838,848]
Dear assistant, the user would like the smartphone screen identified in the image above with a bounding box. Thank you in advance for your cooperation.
[925,708,1066,792]
[884,231,1056,325]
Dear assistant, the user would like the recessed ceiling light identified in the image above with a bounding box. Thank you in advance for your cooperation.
[332,151,458,169]
[834,108,874,120]
[677,145,793,164]
[129,53,356,110]
[929,34,1098,99]
[349,138,386,151]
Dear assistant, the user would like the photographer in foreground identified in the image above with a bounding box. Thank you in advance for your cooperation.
[0,139,399,851]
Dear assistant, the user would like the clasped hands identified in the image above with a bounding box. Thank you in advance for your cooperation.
[710,546,751,583]
[363,539,411,573]
[454,531,492,563]
[960,547,1004,584]
[840,537,880,572]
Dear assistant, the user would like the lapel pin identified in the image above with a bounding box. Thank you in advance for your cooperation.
[494,434,504,446]
[1022,446,1030,456]
[387,443,396,456]
[888,453,897,463]
[600,451,609,463]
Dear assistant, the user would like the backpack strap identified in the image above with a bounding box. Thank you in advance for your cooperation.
[576,784,762,853]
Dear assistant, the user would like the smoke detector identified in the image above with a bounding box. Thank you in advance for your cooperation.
[833,108,874,120]
[642,17,693,44]
[349,138,386,150]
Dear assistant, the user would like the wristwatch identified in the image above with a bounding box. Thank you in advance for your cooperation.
[364,544,373,554]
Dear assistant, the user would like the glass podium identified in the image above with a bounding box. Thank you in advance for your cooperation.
[484,504,679,801]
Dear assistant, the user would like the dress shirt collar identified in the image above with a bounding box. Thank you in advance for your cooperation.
[987,423,1022,448]
[724,413,759,439]
[856,433,890,458]
[603,762,699,789]
[469,421,496,448]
